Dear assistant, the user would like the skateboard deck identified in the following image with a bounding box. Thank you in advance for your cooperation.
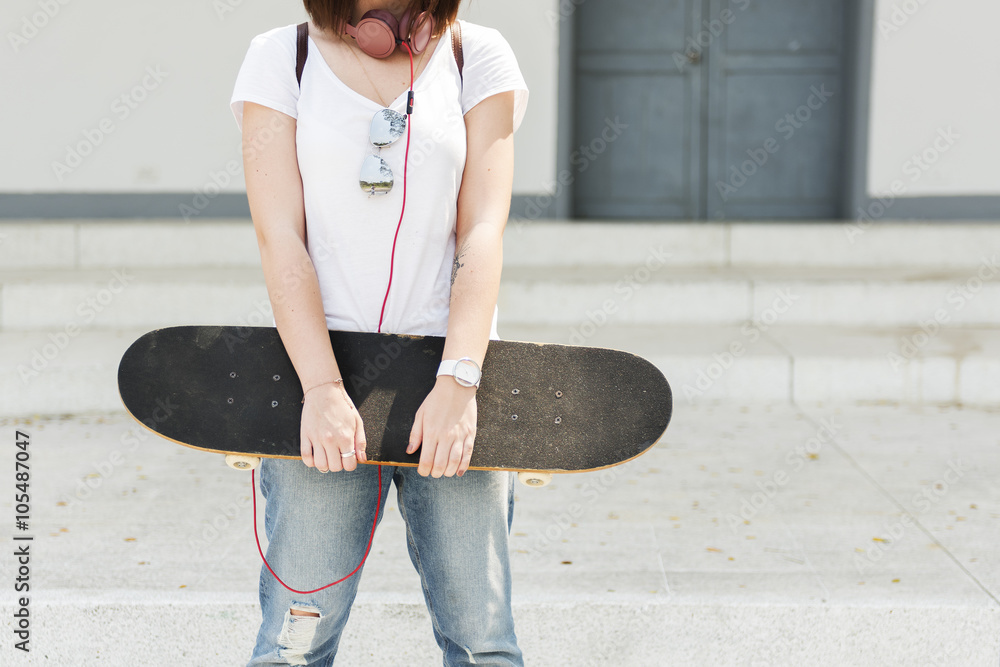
[117,326,671,478]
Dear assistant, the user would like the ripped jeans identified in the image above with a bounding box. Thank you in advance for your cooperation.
[246,459,523,666]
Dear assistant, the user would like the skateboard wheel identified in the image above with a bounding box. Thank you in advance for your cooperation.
[518,472,553,487]
[225,454,261,471]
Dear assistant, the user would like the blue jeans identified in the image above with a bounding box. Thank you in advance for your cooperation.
[247,459,523,666]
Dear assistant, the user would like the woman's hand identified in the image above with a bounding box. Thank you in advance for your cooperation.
[300,383,367,472]
[408,379,478,477]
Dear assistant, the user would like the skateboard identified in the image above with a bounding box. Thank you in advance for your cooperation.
[117,326,672,486]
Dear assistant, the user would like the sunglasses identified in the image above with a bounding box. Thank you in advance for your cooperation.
[360,108,407,196]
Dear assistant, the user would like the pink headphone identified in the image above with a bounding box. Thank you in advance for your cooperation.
[343,8,435,59]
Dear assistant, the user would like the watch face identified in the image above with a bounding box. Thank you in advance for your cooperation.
[454,358,481,387]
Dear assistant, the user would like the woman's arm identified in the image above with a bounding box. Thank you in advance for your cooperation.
[407,90,516,477]
[242,101,366,472]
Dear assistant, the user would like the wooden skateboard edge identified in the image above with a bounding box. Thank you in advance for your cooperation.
[119,385,667,475]
[118,327,671,475]
[130,325,669,370]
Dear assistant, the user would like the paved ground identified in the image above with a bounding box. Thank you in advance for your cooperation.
[1,402,999,665]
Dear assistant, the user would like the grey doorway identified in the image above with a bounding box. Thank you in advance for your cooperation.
[571,0,849,220]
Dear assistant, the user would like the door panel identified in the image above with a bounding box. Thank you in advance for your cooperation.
[572,0,848,220]
[573,0,704,219]
[726,0,842,52]
[576,0,690,48]
[716,72,842,203]
[706,0,846,219]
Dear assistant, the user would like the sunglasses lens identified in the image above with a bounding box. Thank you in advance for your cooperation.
[369,109,406,147]
[360,154,393,195]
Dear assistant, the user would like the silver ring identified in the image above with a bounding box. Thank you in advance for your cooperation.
[341,449,356,458]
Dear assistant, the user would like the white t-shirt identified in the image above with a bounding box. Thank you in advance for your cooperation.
[230,20,528,339]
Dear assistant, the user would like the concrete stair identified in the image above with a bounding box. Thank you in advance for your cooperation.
[1,219,999,415]
[2,220,1000,665]
[1,403,998,665]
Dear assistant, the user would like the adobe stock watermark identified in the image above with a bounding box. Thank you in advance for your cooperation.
[682,288,799,403]
[716,84,835,202]
[217,234,430,393]
[56,396,178,508]
[187,491,252,555]
[518,466,625,560]
[185,105,299,220]
[747,630,794,666]
[887,255,1000,370]
[8,0,74,53]
[219,232,343,351]
[216,297,277,352]
[180,151,243,221]
[545,0,585,26]
[186,109,308,220]
[51,66,169,182]
[407,107,463,168]
[672,0,753,71]
[212,0,249,20]
[879,0,935,38]
[845,126,960,242]
[514,116,629,226]
[853,458,964,574]
[726,416,842,533]
[925,642,965,667]
[568,245,672,345]
[18,269,135,385]
[268,230,341,307]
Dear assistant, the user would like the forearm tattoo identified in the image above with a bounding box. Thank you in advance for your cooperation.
[451,241,469,287]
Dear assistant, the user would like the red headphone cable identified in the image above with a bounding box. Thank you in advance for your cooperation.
[251,43,416,595]
[377,41,414,332]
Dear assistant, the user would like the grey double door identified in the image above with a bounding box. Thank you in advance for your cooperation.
[573,0,848,220]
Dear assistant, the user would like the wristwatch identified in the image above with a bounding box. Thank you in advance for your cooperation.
[437,357,482,388]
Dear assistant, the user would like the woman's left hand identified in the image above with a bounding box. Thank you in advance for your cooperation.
[408,378,478,477]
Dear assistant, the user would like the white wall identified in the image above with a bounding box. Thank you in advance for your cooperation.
[1,0,557,197]
[7,1,997,211]
[459,1,558,194]
[868,0,1000,197]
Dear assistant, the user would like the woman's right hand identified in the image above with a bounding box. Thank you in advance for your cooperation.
[300,383,367,472]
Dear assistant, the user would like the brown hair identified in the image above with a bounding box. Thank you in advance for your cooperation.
[303,1,462,38]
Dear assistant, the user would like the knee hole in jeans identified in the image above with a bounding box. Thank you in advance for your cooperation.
[277,605,322,665]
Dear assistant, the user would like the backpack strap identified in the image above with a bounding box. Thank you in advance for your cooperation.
[296,22,309,87]
[451,20,464,86]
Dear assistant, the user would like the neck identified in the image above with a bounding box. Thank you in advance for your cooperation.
[352,1,411,24]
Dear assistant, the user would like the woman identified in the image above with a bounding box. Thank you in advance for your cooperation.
[229,0,528,664]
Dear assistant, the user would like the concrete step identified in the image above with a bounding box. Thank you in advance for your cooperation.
[1,404,997,665]
[0,219,261,269]
[505,323,1000,407]
[498,263,1000,328]
[3,263,1000,331]
[506,219,1000,270]
[0,268,269,332]
[0,592,991,666]
[3,219,1000,270]
[2,324,999,417]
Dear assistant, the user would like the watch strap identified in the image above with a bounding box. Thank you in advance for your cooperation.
[437,358,481,388]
